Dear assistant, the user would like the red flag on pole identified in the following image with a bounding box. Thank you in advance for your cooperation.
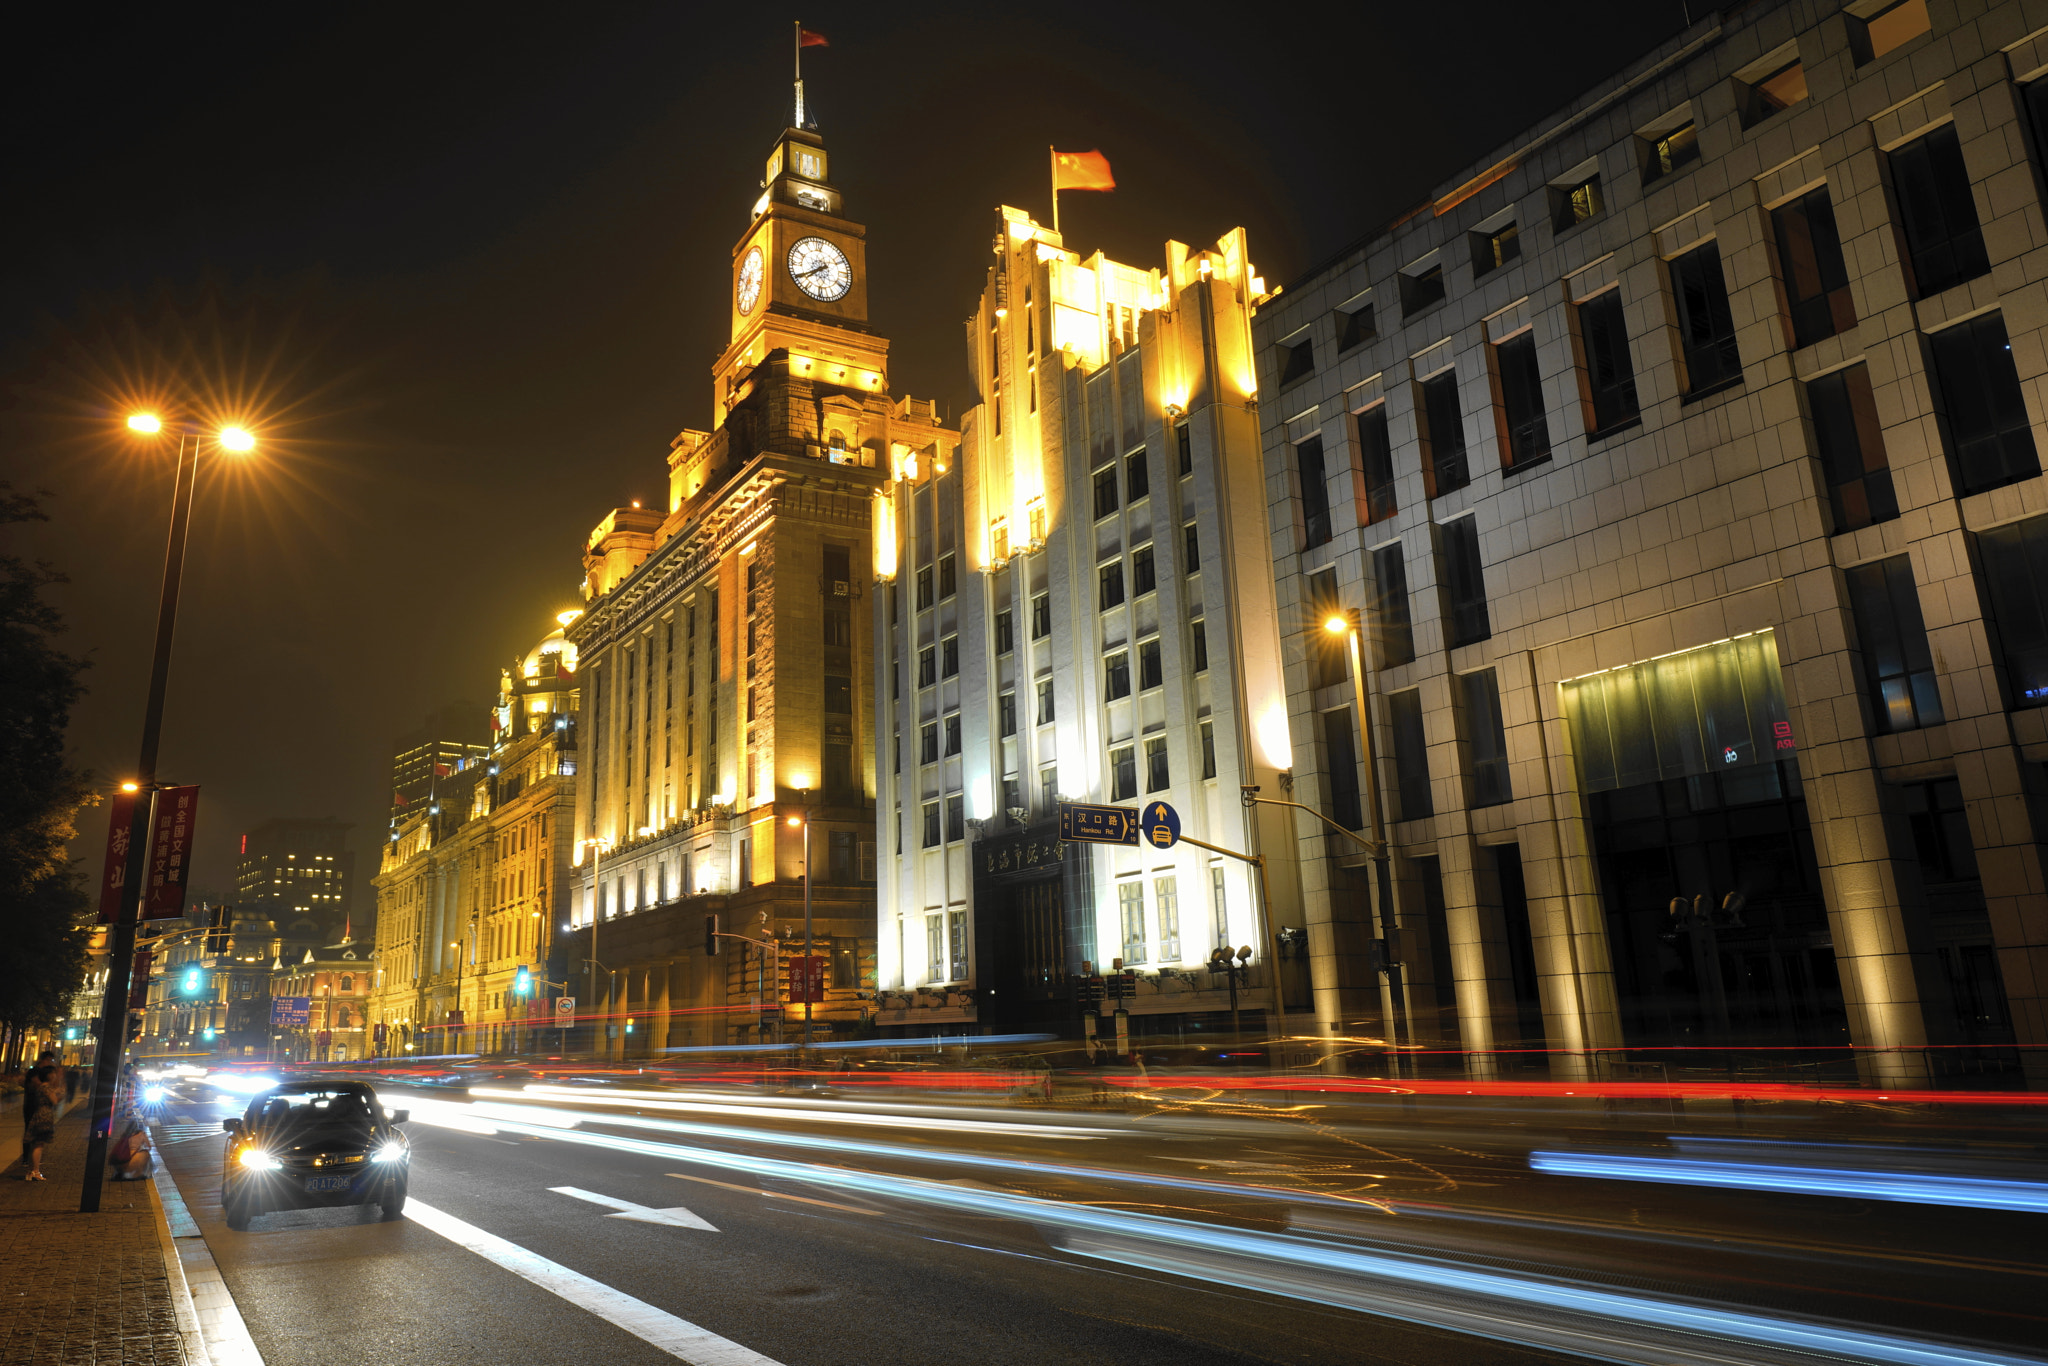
[143,785,200,920]
[799,27,829,47]
[394,791,409,808]
[1052,149,1115,192]
[433,763,451,777]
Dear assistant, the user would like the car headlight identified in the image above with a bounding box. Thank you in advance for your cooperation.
[238,1148,280,1170]
[142,1086,166,1104]
[371,1142,408,1164]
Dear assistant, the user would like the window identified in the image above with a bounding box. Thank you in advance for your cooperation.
[1357,405,1396,523]
[1339,302,1376,351]
[1126,449,1150,502]
[1105,651,1131,701]
[1741,55,1807,127]
[1279,336,1315,386]
[1975,513,2048,706]
[1153,875,1181,962]
[945,795,965,842]
[1419,371,1468,497]
[1200,720,1217,779]
[1550,173,1603,232]
[1132,545,1156,596]
[998,691,1017,736]
[1321,708,1363,830]
[1210,866,1229,948]
[944,714,961,756]
[920,722,938,765]
[1093,466,1120,519]
[995,609,1014,654]
[1669,241,1742,396]
[940,635,959,678]
[1294,434,1331,547]
[1460,669,1511,808]
[1389,689,1433,820]
[1145,736,1169,791]
[925,914,944,983]
[1494,333,1550,470]
[1110,745,1137,801]
[829,831,856,883]
[738,836,752,886]
[917,646,936,687]
[825,740,852,792]
[831,937,861,989]
[1845,555,1944,732]
[915,566,934,610]
[1139,639,1163,690]
[1400,263,1446,317]
[1929,312,2039,495]
[1031,592,1051,638]
[1176,422,1193,476]
[1889,125,1988,297]
[1472,221,1520,276]
[1370,544,1415,669]
[1807,364,1897,531]
[1773,187,1855,348]
[823,606,851,646]
[1191,620,1209,672]
[1039,766,1058,813]
[1036,677,1055,725]
[1852,0,1929,63]
[1118,880,1147,963]
[824,674,852,714]
[938,554,956,599]
[1098,560,1126,611]
[1642,120,1699,184]
[1440,517,1491,647]
[1578,290,1640,434]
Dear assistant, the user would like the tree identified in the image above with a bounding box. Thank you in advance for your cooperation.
[0,864,91,1036]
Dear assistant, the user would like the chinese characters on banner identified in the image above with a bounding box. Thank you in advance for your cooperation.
[95,790,138,923]
[144,785,201,919]
[789,954,826,1004]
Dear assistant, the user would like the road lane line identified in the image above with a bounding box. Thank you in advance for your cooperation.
[403,1199,784,1366]
[665,1172,880,1217]
[550,1185,720,1230]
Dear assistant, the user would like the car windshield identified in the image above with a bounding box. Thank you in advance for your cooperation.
[249,1088,378,1128]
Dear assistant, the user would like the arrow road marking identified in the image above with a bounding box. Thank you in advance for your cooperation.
[551,1185,719,1230]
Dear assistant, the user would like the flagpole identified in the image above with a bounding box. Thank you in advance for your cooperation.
[793,20,803,128]
[1050,146,1059,235]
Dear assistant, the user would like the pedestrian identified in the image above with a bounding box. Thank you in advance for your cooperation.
[19,1052,60,1181]
[107,1121,152,1182]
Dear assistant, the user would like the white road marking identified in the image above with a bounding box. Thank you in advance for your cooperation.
[404,1199,781,1365]
[666,1172,881,1217]
[550,1185,719,1230]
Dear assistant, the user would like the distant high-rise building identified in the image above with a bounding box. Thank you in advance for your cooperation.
[391,702,490,823]
[234,818,355,961]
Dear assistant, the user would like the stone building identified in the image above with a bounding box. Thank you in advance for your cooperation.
[873,207,1315,1041]
[1252,0,2041,1083]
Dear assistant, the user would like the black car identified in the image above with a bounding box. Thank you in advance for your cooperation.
[220,1079,410,1230]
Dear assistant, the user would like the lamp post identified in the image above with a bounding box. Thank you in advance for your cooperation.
[1323,608,1407,1064]
[786,789,815,1048]
[80,415,255,1213]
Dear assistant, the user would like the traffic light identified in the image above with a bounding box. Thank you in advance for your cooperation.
[705,913,720,955]
[204,904,232,955]
[514,965,532,996]
[181,968,205,996]
[126,1013,143,1043]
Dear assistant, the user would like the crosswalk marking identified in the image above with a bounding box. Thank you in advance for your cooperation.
[550,1185,719,1231]
[152,1123,226,1145]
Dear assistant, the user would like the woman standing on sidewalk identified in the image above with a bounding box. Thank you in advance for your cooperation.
[18,1056,60,1181]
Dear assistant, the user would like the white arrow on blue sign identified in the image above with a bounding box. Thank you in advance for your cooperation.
[1140,800,1181,849]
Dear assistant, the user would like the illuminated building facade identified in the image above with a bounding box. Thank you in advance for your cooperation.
[1254,0,2040,1082]
[234,818,355,962]
[873,207,1314,1039]
[564,109,947,1047]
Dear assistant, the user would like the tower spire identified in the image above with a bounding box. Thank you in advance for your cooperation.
[793,19,804,129]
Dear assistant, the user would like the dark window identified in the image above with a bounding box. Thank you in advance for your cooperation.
[824,740,852,792]
[1126,449,1150,502]
[1806,364,1897,531]
[1400,264,1446,317]
[1903,777,1979,884]
[1098,560,1125,610]
[1138,638,1163,690]
[1092,466,1119,519]
[1306,568,1346,688]
[1145,737,1170,792]
[1929,312,2040,495]
[1773,187,1856,348]
[1297,435,1331,547]
[823,606,851,646]
[998,692,1017,736]
[994,609,1014,654]
[1280,337,1315,386]
[938,554,956,599]
[1371,544,1416,669]
[922,803,940,848]
[1670,241,1742,395]
[1357,406,1396,523]
[915,566,933,610]
[920,723,939,765]
[1339,303,1376,351]
[1175,422,1193,476]
[1389,690,1433,820]
[1036,677,1055,724]
[1852,0,1930,64]
[1110,745,1137,801]
[1643,120,1699,183]
[1440,517,1491,647]
[824,675,852,715]
[2024,78,2048,196]
[945,795,964,842]
[1845,555,1944,732]
[1460,669,1511,808]
[944,714,961,756]
[1191,620,1208,672]
[1494,333,1551,470]
[1976,513,2048,707]
[1183,521,1200,573]
[1031,593,1051,639]
[1889,125,1988,297]
[1200,720,1217,779]
[1321,708,1363,830]
[1741,58,1807,127]
[1579,290,1641,434]
[1420,371,1468,497]
[1105,651,1130,701]
[828,831,856,882]
[917,646,936,687]
[1550,174,1603,232]
[1472,222,1520,276]
[831,936,861,987]
[940,636,958,678]
[1132,545,1156,596]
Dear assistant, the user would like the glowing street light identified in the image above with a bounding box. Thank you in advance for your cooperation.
[217,426,256,453]
[127,413,162,434]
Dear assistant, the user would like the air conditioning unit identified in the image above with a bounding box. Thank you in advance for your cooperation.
[833,581,849,596]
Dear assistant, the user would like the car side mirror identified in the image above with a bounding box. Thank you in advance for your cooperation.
[391,1110,409,1125]
[221,1118,242,1134]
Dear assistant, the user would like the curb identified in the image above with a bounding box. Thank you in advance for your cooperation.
[147,1132,265,1366]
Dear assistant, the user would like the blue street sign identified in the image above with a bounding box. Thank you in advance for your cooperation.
[1058,802,1140,845]
[1140,800,1181,849]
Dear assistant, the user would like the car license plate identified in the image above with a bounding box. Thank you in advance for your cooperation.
[305,1174,353,1193]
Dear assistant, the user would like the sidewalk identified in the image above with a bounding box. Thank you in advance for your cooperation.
[0,1099,192,1365]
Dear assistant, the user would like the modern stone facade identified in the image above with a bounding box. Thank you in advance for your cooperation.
[1253,0,2044,1082]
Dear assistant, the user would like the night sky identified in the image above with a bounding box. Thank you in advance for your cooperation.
[2,2,1685,908]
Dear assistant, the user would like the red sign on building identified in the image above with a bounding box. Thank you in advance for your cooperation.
[143,786,201,920]
[96,791,138,924]
[789,954,826,1004]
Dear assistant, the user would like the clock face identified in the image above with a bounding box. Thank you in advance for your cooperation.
[736,246,763,315]
[787,236,851,302]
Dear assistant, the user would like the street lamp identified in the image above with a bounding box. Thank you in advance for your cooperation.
[787,788,815,1047]
[81,413,257,1213]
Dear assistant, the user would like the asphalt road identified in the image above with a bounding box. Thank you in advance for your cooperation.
[147,1077,2047,1366]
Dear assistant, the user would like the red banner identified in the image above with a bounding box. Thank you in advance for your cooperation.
[789,954,826,1004]
[144,785,200,920]
[127,950,153,1009]
[96,791,138,923]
